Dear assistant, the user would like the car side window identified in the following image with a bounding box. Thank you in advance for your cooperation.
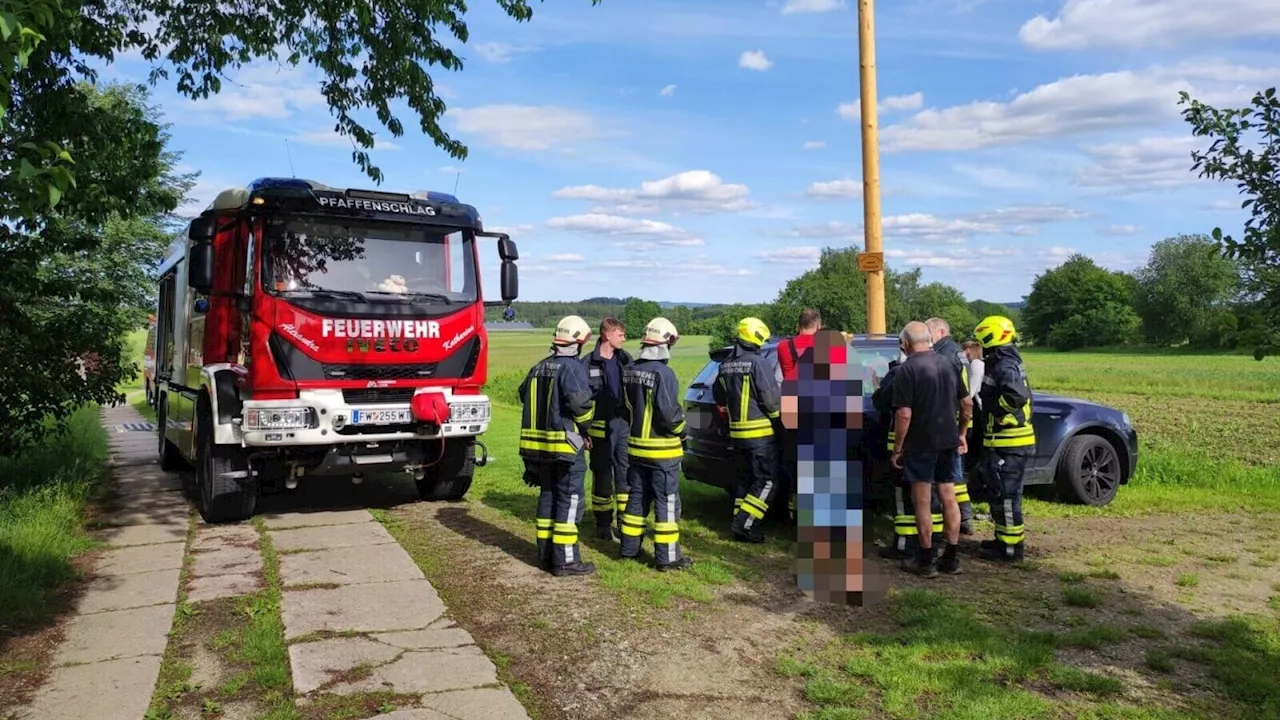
[691,361,720,388]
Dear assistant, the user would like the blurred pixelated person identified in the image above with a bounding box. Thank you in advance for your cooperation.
[716,317,785,543]
[785,329,884,605]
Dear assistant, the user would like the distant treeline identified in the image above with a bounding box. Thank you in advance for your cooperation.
[484,297,728,333]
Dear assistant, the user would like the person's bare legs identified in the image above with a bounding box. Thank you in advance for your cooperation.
[934,482,961,545]
[911,481,935,550]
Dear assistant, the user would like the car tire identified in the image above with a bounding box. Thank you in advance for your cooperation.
[417,438,475,502]
[194,402,257,523]
[1054,434,1123,507]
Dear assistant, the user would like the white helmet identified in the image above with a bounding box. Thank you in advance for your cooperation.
[553,315,592,346]
[641,317,679,346]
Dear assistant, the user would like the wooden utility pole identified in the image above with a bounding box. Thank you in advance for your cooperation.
[856,0,886,336]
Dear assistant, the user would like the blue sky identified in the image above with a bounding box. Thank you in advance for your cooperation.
[98,0,1280,305]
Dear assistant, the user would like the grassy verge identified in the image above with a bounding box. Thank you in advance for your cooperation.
[779,587,1280,720]
[0,406,112,631]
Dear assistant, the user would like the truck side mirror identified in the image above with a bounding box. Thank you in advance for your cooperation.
[498,237,518,262]
[500,261,518,303]
[188,216,216,242]
[188,241,214,294]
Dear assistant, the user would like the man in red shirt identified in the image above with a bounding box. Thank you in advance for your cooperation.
[775,309,822,520]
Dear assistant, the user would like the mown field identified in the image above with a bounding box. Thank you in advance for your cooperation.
[371,331,1280,720]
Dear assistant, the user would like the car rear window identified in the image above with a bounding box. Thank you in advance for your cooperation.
[690,361,720,388]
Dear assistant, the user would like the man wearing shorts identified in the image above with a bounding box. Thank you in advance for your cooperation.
[889,322,973,578]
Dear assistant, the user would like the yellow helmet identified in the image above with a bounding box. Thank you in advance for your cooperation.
[553,315,592,346]
[737,317,770,347]
[974,315,1017,349]
[642,317,679,346]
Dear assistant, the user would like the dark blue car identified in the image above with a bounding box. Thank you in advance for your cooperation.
[680,335,1139,511]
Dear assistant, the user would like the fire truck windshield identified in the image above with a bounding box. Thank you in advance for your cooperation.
[263,218,478,304]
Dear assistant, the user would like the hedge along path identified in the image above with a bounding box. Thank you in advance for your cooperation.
[16,405,189,720]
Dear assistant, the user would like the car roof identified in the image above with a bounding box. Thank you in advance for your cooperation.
[713,334,900,354]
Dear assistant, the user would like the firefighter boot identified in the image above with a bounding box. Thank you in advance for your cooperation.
[552,560,597,577]
[657,557,693,572]
[978,540,1025,563]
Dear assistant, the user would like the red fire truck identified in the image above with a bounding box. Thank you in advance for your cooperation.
[151,177,518,523]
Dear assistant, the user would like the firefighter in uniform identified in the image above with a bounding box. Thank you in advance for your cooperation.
[582,318,633,540]
[973,315,1036,562]
[618,317,693,571]
[873,353,943,559]
[518,315,597,577]
[715,317,785,543]
[926,318,976,535]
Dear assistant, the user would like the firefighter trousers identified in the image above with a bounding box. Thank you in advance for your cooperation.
[588,418,630,536]
[890,473,943,554]
[619,459,684,567]
[977,450,1028,559]
[527,453,588,570]
[732,441,783,539]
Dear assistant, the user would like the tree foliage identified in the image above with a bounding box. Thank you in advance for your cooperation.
[0,81,190,453]
[1179,87,1280,359]
[1,0,603,221]
[1022,254,1135,348]
[1133,234,1242,346]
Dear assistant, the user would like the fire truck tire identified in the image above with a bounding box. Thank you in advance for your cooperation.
[416,438,476,502]
[195,405,257,523]
[157,398,185,473]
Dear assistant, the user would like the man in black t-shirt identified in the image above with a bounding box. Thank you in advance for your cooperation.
[890,322,973,578]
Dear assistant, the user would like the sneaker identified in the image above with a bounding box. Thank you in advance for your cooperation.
[657,557,693,572]
[901,556,939,578]
[551,561,597,577]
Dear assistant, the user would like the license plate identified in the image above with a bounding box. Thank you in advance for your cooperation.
[350,408,413,425]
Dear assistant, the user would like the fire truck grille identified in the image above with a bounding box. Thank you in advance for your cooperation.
[322,363,438,381]
[342,388,417,405]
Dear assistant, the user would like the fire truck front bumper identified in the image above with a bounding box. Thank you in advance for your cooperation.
[235,389,492,447]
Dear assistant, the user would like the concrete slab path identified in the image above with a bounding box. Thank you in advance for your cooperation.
[266,508,533,720]
[15,405,189,720]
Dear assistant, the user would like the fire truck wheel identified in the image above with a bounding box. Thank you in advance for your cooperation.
[416,438,476,502]
[195,404,258,523]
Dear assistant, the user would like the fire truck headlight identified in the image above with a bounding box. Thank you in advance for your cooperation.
[244,408,315,431]
[448,401,490,422]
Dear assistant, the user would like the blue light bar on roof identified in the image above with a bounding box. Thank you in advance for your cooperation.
[411,190,459,204]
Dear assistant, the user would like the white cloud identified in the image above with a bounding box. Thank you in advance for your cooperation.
[545,213,704,245]
[781,0,846,13]
[544,253,586,263]
[756,246,823,264]
[1103,224,1143,236]
[292,129,400,151]
[739,50,773,71]
[805,178,863,200]
[472,42,538,63]
[838,92,925,121]
[448,105,610,151]
[880,62,1280,152]
[552,170,754,215]
[660,84,677,97]
[182,63,325,122]
[802,140,826,150]
[437,166,465,174]
[1019,0,1280,51]
[782,204,1090,244]
[485,224,534,237]
[953,164,1036,190]
[1072,135,1203,192]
